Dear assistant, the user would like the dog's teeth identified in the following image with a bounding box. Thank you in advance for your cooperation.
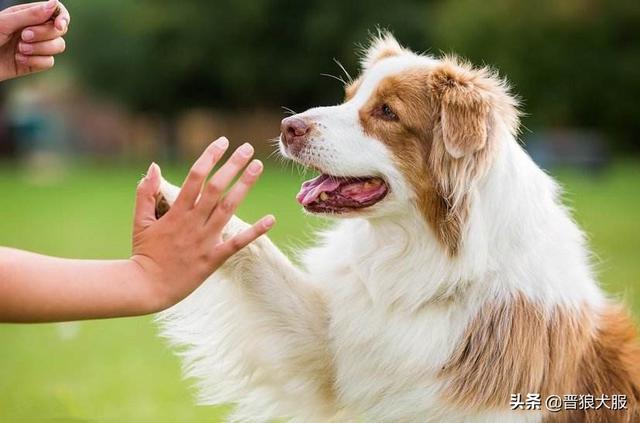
[363,180,382,190]
[319,192,329,201]
[364,180,381,189]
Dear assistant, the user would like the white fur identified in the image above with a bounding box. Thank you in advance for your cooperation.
[157,47,605,422]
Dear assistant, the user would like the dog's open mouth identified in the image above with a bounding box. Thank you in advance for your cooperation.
[296,174,389,213]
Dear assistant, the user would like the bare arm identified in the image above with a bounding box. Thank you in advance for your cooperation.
[0,138,275,323]
[0,249,156,322]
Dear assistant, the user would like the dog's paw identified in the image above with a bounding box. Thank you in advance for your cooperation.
[222,215,252,240]
[153,178,251,239]
[155,177,180,219]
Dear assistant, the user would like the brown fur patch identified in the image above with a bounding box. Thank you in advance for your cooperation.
[545,306,640,423]
[356,57,515,255]
[370,47,401,64]
[155,194,170,219]
[356,68,462,254]
[360,32,405,70]
[433,72,490,159]
[344,78,362,102]
[440,296,640,421]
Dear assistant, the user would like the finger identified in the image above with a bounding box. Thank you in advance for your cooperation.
[133,163,161,232]
[19,38,65,56]
[219,215,276,259]
[53,2,70,32]
[173,137,229,211]
[0,0,59,34]
[196,142,254,217]
[15,54,54,72]
[22,22,65,42]
[205,160,263,228]
[1,1,53,14]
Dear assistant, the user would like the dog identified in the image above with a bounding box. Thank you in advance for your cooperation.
[155,33,640,422]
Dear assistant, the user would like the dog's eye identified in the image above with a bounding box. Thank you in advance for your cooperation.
[376,103,398,121]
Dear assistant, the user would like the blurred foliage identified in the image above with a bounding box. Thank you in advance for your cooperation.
[431,0,640,150]
[63,0,639,148]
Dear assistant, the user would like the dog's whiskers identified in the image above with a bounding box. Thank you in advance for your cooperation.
[333,58,353,84]
[281,106,297,116]
[320,72,348,86]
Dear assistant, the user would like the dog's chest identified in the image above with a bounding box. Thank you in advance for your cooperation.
[325,273,471,420]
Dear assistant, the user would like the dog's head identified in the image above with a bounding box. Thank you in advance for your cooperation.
[279,33,519,255]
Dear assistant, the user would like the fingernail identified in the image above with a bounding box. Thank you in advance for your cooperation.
[213,137,229,149]
[239,142,253,157]
[57,18,68,32]
[19,43,33,54]
[15,54,27,64]
[247,160,263,175]
[22,30,34,41]
[263,215,276,228]
[146,162,159,179]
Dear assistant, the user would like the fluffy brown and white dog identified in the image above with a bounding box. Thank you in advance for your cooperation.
[155,34,640,422]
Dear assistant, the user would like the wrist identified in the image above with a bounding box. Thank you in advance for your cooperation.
[128,255,170,314]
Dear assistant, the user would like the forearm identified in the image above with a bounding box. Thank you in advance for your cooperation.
[225,241,320,316]
[0,141,271,324]
[0,247,158,323]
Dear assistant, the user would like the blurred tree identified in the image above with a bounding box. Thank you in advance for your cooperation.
[64,0,639,150]
[65,0,430,111]
[430,0,640,149]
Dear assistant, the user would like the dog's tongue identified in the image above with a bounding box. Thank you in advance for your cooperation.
[297,174,341,206]
[297,174,388,208]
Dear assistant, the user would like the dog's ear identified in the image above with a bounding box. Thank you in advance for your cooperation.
[360,31,404,70]
[155,178,180,219]
[431,59,492,159]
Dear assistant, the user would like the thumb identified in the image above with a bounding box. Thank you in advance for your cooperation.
[134,162,161,232]
[0,0,58,34]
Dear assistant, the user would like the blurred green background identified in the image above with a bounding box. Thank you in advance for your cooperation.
[0,0,638,422]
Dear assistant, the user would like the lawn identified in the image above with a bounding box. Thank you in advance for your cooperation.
[0,160,638,423]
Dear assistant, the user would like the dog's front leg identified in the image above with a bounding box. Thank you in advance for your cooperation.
[155,177,341,422]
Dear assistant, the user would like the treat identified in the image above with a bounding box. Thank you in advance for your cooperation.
[50,5,61,20]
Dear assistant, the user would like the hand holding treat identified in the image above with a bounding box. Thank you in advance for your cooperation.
[0,0,70,81]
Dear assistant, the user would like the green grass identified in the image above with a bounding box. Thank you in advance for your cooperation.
[0,160,638,423]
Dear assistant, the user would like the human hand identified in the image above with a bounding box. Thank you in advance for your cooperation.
[130,138,275,311]
[0,0,69,81]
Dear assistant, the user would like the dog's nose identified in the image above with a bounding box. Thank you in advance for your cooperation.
[281,116,310,148]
